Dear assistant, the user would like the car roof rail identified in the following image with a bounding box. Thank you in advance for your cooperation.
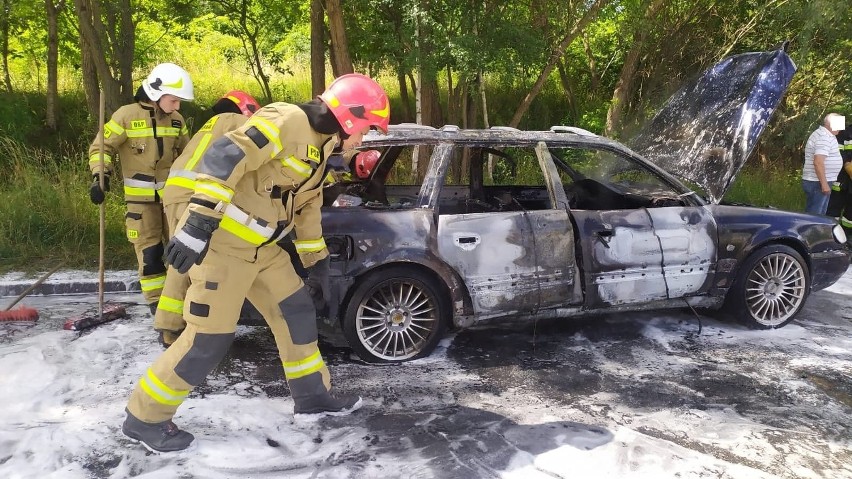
[390,123,437,130]
[550,125,597,137]
[490,126,520,132]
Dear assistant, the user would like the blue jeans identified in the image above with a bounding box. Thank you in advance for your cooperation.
[802,180,830,215]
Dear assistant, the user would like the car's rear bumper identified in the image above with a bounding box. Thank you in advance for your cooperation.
[810,247,851,291]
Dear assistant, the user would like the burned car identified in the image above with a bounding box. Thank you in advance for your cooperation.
[309,48,850,363]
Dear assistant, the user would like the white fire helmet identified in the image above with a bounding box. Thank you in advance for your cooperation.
[142,63,194,102]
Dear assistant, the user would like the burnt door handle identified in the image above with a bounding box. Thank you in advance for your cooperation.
[457,236,479,245]
[595,230,613,248]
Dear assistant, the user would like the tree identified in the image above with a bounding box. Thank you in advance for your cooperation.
[1,0,12,92]
[508,0,608,128]
[325,0,352,76]
[604,0,665,137]
[310,0,325,96]
[45,0,66,131]
[208,0,304,104]
[73,0,134,117]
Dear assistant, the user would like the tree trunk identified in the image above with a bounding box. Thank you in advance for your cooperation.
[420,75,443,128]
[45,0,65,131]
[478,71,489,129]
[397,69,412,122]
[556,59,579,125]
[604,0,666,137]
[73,0,133,117]
[79,37,99,117]
[310,0,325,96]
[246,33,272,102]
[1,0,12,92]
[509,0,608,128]
[116,0,133,99]
[325,0,352,75]
[446,66,457,126]
[582,32,600,93]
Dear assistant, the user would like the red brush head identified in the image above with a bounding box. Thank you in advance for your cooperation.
[0,306,39,322]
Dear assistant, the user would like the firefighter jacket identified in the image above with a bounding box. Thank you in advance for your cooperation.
[186,103,337,268]
[835,129,852,192]
[162,112,248,208]
[88,102,190,203]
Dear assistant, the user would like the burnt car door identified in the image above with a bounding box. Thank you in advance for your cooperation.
[435,143,576,318]
[555,146,716,308]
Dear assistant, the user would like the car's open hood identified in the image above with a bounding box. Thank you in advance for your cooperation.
[630,48,796,203]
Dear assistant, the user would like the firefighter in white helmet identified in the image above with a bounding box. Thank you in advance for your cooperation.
[122,73,391,452]
[88,62,194,315]
[154,90,262,347]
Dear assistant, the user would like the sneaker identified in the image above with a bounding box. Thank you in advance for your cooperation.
[293,393,363,418]
[122,411,195,452]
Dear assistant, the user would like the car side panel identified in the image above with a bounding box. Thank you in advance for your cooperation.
[529,209,579,308]
[571,209,667,308]
[645,206,716,297]
[708,204,851,293]
[437,211,540,317]
[320,208,471,324]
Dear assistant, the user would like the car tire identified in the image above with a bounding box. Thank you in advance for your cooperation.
[343,267,448,363]
[725,244,810,329]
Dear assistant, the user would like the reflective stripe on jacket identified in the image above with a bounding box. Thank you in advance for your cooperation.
[88,102,190,203]
[162,113,249,208]
[183,103,336,266]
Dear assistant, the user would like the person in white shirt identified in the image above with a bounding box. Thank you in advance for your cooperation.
[802,113,845,214]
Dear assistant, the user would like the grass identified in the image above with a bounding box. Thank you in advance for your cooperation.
[724,165,805,211]
[0,138,135,272]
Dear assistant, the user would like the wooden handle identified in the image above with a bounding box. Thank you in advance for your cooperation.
[98,90,106,318]
[3,263,64,311]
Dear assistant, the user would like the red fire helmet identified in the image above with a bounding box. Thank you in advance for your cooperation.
[319,74,390,135]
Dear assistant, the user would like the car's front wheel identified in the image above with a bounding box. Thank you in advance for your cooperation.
[343,267,448,363]
[725,244,810,329]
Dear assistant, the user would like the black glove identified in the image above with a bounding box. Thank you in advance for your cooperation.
[165,211,220,273]
[89,173,110,204]
[304,256,330,312]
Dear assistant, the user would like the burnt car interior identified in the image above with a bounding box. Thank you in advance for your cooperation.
[550,147,692,210]
[322,142,693,213]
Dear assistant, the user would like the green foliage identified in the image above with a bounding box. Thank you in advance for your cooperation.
[0,138,134,272]
[724,165,805,212]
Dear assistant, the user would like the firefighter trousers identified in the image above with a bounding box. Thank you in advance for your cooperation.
[126,241,332,424]
[125,202,168,308]
[154,202,191,335]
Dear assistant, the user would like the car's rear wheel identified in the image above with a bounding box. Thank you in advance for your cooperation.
[725,244,810,329]
[343,267,448,363]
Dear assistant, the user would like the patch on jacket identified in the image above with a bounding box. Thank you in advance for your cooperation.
[130,120,147,129]
[307,145,320,161]
[199,116,219,132]
[172,119,182,128]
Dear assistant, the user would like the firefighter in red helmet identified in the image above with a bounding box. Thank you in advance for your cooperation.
[154,90,262,347]
[122,74,390,453]
[354,149,380,179]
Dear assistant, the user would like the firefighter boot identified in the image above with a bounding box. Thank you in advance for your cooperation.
[122,410,194,452]
[293,392,363,417]
[157,330,182,349]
